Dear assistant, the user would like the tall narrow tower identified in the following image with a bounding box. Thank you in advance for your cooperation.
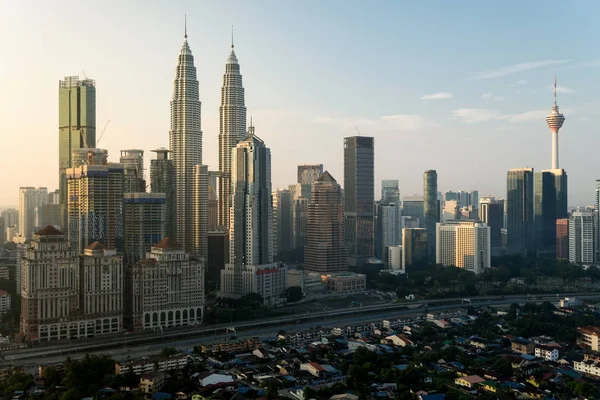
[423,170,438,262]
[546,76,566,170]
[218,30,247,230]
[169,19,202,253]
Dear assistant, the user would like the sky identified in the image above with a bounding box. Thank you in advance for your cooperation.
[1,0,599,207]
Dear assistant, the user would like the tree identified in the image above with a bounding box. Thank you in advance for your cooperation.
[285,286,303,303]
[160,347,178,357]
[238,292,263,310]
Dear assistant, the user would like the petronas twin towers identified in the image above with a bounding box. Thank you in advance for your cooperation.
[168,23,247,254]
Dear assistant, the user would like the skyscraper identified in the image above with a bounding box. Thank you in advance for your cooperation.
[423,170,438,262]
[150,148,175,239]
[569,211,594,264]
[381,179,400,204]
[19,187,48,239]
[344,136,374,267]
[120,149,146,193]
[123,193,166,265]
[478,197,504,255]
[218,36,247,230]
[297,165,324,186]
[506,168,534,254]
[220,132,272,297]
[556,218,569,260]
[547,77,566,170]
[273,189,293,256]
[169,24,202,253]
[58,76,96,231]
[305,171,346,274]
[436,220,490,274]
[534,171,557,251]
[402,228,428,271]
[595,180,600,262]
[194,164,209,258]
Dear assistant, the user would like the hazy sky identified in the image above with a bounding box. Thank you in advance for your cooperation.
[1,0,599,207]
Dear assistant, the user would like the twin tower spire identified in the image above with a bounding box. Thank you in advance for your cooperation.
[169,16,249,253]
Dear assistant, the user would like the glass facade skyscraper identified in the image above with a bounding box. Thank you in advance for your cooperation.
[58,76,96,231]
[343,136,374,267]
[534,171,557,251]
[423,170,438,262]
[506,168,534,255]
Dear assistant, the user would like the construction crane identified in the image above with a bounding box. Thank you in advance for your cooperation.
[97,120,111,145]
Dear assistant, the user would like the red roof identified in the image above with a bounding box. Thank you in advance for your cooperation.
[0,290,8,296]
[152,237,181,249]
[86,241,106,250]
[35,225,63,236]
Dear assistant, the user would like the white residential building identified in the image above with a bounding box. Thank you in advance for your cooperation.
[0,290,11,314]
[574,360,600,377]
[19,187,48,239]
[387,245,403,272]
[436,220,490,274]
[569,211,594,264]
[535,345,559,361]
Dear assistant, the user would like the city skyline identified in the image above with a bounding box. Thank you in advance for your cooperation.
[2,1,600,207]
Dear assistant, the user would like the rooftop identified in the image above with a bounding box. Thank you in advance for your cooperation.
[152,237,181,250]
[35,225,63,236]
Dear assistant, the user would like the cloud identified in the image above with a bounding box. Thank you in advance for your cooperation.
[551,85,575,94]
[516,80,528,85]
[507,110,548,122]
[481,92,505,101]
[314,114,438,131]
[452,108,573,124]
[469,60,571,80]
[421,92,453,100]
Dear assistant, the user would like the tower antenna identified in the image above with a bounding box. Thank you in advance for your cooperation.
[554,75,557,105]
[356,127,361,136]
[184,14,187,39]
[231,25,234,49]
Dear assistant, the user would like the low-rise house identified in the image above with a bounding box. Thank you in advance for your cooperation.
[574,359,600,377]
[454,375,485,388]
[512,338,535,354]
[577,326,600,351]
[116,353,190,375]
[199,373,235,387]
[385,334,414,347]
[481,380,497,393]
[534,344,559,362]
[139,372,166,394]
[432,320,450,329]
[469,337,488,350]
[300,362,324,377]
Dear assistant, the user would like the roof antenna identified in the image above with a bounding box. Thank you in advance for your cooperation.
[356,127,361,136]
[184,14,187,39]
[554,75,557,105]
[231,25,234,49]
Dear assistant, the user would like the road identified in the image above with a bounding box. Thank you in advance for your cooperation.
[4,292,599,371]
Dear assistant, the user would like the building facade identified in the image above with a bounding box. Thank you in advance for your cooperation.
[19,187,49,239]
[569,211,594,264]
[150,148,176,239]
[506,168,534,255]
[120,150,146,193]
[402,228,428,271]
[534,171,557,252]
[59,76,96,231]
[323,272,366,294]
[298,165,324,186]
[304,172,346,274]
[436,220,490,274]
[169,30,203,253]
[129,238,204,331]
[194,164,209,258]
[218,41,247,231]
[478,197,504,255]
[556,218,569,260]
[123,193,166,265]
[273,189,293,255]
[242,262,288,307]
[423,170,439,262]
[343,136,374,267]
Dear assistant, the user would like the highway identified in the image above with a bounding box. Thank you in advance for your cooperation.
[2,291,599,371]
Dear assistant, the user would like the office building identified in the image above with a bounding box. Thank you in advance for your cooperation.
[67,163,124,254]
[291,197,308,250]
[120,150,146,193]
[1,209,18,230]
[218,37,247,231]
[19,187,49,239]
[273,189,293,255]
[375,202,401,262]
[79,242,123,336]
[207,230,227,282]
[436,220,490,274]
[478,197,504,255]
[305,171,346,274]
[402,228,428,270]
[556,218,569,260]
[569,211,594,264]
[298,164,324,186]
[242,263,288,307]
[220,132,272,298]
[37,204,61,229]
[534,171,557,251]
[123,193,166,265]
[194,164,209,258]
[169,26,203,253]
[20,226,79,341]
[402,196,424,226]
[129,237,205,330]
[0,291,10,314]
[442,200,459,221]
[387,245,403,272]
[596,180,600,262]
[381,179,400,204]
[423,170,438,261]
[14,235,26,295]
[208,171,219,230]
[344,136,374,267]
[150,148,175,238]
[323,272,367,294]
[59,76,96,231]
[506,168,534,255]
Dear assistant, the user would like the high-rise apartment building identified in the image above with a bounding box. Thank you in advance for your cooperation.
[344,136,374,267]
[556,218,569,260]
[534,171,557,251]
[79,242,123,336]
[1,209,18,230]
[305,172,346,274]
[120,150,146,193]
[273,189,293,255]
[58,76,96,231]
[436,220,490,274]
[194,164,209,258]
[128,238,204,331]
[150,148,176,239]
[375,202,402,262]
[402,228,428,271]
[220,133,272,298]
[423,170,438,262]
[478,197,504,255]
[19,187,49,239]
[67,163,124,254]
[506,168,534,255]
[218,39,247,230]
[169,28,203,253]
[20,226,79,341]
[569,211,594,264]
[123,193,166,265]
